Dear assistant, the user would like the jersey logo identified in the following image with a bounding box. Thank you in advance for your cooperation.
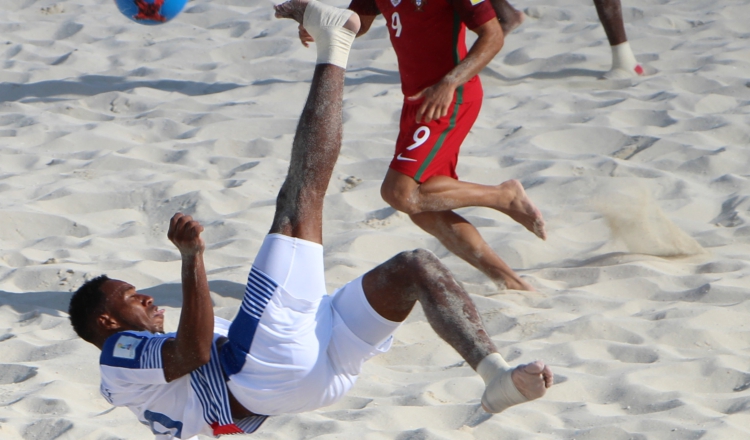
[391,0,401,6]
[412,0,425,11]
[396,153,417,162]
[113,335,142,360]
[470,0,485,4]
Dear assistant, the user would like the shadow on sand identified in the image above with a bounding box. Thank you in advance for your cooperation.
[0,76,244,103]
[0,279,246,316]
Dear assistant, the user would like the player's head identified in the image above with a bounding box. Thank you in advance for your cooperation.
[69,275,165,346]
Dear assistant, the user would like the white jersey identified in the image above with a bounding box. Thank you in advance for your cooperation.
[99,317,267,439]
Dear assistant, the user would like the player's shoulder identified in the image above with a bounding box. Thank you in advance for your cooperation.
[100,331,171,369]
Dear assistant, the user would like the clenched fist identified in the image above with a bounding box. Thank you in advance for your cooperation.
[167,213,205,256]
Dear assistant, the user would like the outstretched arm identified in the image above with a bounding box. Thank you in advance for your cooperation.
[411,18,504,123]
[161,213,213,382]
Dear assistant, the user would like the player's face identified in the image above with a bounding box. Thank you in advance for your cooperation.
[101,279,165,334]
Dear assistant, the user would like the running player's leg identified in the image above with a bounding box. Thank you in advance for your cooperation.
[409,210,534,291]
[593,0,626,46]
[353,249,553,412]
[382,98,546,240]
[593,0,643,78]
[489,0,524,35]
[271,0,360,244]
[383,171,546,241]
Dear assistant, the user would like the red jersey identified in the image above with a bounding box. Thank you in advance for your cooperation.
[349,0,495,100]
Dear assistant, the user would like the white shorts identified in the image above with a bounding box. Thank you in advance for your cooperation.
[220,234,399,416]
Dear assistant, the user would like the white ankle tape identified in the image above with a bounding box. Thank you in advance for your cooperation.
[303,0,356,69]
[477,353,511,384]
[478,353,528,413]
[611,41,638,71]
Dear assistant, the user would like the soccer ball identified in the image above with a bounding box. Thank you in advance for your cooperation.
[114,0,188,25]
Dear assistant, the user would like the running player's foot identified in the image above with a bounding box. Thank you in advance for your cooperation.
[602,63,645,79]
[496,179,546,240]
[603,41,645,79]
[274,0,361,35]
[495,275,535,292]
[482,360,553,413]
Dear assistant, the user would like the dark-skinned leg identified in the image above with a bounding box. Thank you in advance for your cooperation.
[270,1,360,243]
[360,249,553,411]
[409,210,534,291]
[362,249,496,368]
[593,0,627,46]
[268,64,344,244]
[593,0,644,77]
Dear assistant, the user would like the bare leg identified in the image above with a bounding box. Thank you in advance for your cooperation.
[593,0,627,46]
[593,0,644,78]
[489,0,525,35]
[361,250,553,409]
[271,0,360,243]
[410,211,534,291]
[382,169,546,240]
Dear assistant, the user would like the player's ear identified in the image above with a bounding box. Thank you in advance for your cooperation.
[97,313,120,331]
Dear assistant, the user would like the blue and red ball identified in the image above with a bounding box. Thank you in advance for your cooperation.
[114,0,187,25]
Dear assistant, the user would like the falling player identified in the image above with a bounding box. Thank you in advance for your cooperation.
[67,1,553,438]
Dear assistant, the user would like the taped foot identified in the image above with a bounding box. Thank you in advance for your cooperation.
[604,41,644,79]
[478,354,553,413]
[603,64,645,79]
[275,0,359,69]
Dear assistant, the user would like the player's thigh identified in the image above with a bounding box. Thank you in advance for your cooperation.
[389,98,481,183]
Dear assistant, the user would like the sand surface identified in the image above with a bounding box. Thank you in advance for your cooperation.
[1,0,750,438]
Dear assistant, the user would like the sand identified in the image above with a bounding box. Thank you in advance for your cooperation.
[1,0,749,438]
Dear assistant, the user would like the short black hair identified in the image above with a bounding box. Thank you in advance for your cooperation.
[68,275,110,344]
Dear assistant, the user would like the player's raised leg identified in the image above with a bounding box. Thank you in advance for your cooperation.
[409,210,534,291]
[360,249,553,412]
[593,0,643,78]
[271,0,360,243]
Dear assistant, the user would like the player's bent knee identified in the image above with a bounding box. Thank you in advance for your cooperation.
[392,249,443,276]
[380,184,419,215]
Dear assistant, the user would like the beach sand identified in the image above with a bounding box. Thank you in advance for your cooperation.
[1,0,749,438]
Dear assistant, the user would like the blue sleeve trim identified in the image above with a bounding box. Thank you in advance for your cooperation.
[100,332,169,369]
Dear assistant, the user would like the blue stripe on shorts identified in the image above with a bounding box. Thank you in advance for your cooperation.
[219,268,278,376]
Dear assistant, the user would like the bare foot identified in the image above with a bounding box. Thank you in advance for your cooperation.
[511,360,553,400]
[495,179,546,240]
[495,276,535,292]
[274,0,308,24]
[490,0,525,35]
[481,360,553,413]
